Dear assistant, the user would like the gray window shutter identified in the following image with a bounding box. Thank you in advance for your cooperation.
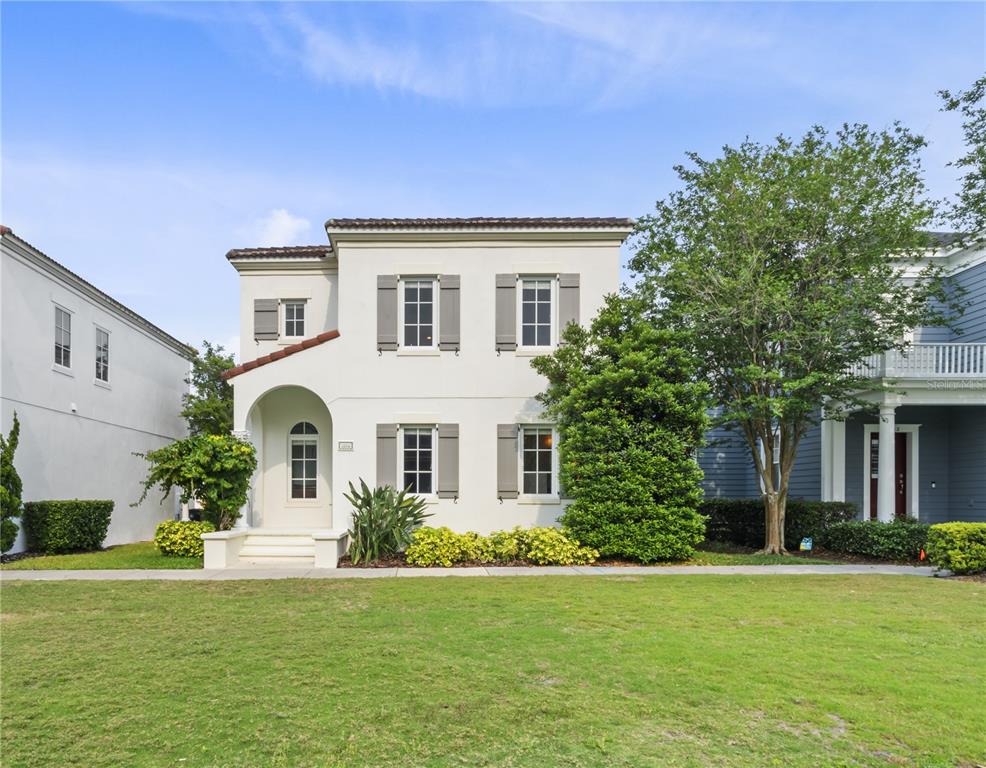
[376,424,397,489]
[495,274,517,351]
[439,275,461,351]
[497,423,518,498]
[437,423,459,498]
[559,274,580,333]
[254,299,279,341]
[377,275,398,351]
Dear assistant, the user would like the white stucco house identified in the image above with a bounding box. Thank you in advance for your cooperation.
[0,226,192,553]
[700,232,986,524]
[203,217,633,568]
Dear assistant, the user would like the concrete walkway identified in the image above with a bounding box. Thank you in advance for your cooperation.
[0,563,937,581]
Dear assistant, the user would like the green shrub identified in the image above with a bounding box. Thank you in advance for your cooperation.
[345,479,431,564]
[22,500,113,554]
[405,526,598,567]
[702,499,857,548]
[154,520,215,558]
[532,297,711,563]
[819,519,929,560]
[1,412,23,553]
[405,527,480,567]
[926,523,986,575]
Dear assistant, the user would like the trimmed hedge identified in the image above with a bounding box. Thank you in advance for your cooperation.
[22,500,113,554]
[154,520,215,558]
[702,499,857,548]
[819,519,929,560]
[927,522,986,574]
[405,526,598,567]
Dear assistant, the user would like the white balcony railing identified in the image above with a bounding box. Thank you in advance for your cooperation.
[850,343,986,379]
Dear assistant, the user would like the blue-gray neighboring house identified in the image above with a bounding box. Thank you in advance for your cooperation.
[699,233,986,524]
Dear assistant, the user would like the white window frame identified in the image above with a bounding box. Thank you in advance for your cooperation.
[288,422,319,503]
[94,325,110,386]
[53,303,73,373]
[398,277,439,350]
[283,300,306,339]
[518,425,559,499]
[517,276,557,351]
[399,424,437,497]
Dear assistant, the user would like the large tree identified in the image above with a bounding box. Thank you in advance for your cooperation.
[631,123,957,554]
[181,341,235,436]
[940,74,986,238]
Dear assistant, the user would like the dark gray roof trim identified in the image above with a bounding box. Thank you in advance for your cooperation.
[922,231,963,248]
[325,217,634,230]
[1,227,194,358]
[226,244,333,261]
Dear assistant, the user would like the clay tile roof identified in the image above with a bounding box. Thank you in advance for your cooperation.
[223,330,340,380]
[325,217,633,230]
[226,244,332,261]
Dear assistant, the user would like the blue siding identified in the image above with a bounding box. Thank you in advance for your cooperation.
[951,260,986,342]
[698,423,759,499]
[788,422,822,499]
[948,406,986,522]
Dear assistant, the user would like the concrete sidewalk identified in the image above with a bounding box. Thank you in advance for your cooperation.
[0,563,938,581]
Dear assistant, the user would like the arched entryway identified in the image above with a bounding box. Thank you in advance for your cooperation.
[246,386,333,529]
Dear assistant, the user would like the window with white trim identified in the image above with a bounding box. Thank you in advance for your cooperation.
[401,279,436,348]
[289,422,318,499]
[95,327,109,382]
[521,426,556,495]
[401,426,434,494]
[54,306,72,368]
[520,278,553,348]
[284,301,305,338]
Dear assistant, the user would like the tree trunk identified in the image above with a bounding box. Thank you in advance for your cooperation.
[761,492,787,555]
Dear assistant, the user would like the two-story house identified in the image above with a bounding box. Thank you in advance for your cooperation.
[204,217,632,568]
[699,232,986,525]
[1,226,192,553]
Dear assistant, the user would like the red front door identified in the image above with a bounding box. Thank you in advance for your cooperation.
[869,433,907,520]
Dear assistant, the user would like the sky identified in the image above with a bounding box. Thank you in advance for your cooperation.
[2,1,984,358]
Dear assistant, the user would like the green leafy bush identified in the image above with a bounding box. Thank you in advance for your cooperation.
[819,519,929,560]
[532,297,711,563]
[154,520,215,558]
[405,526,598,567]
[345,479,431,564]
[22,500,114,554]
[136,434,257,530]
[702,499,857,548]
[1,412,23,553]
[927,523,986,575]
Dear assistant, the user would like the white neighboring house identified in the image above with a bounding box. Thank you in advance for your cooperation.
[205,217,632,568]
[1,226,192,553]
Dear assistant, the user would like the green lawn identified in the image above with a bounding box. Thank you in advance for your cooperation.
[2,576,983,767]
[0,541,201,570]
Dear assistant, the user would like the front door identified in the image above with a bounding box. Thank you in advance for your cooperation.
[869,433,908,520]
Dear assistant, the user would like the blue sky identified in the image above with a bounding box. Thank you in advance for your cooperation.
[2,2,984,356]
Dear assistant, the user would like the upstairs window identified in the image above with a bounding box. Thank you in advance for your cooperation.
[284,301,305,338]
[54,306,72,368]
[402,426,434,494]
[95,327,110,382]
[520,278,552,348]
[289,421,318,500]
[402,279,436,348]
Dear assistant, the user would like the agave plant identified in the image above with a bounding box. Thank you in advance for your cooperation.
[345,479,431,564]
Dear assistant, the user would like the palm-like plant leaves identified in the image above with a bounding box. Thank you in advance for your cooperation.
[345,479,431,564]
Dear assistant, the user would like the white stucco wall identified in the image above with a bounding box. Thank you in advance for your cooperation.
[1,234,189,552]
[231,233,624,534]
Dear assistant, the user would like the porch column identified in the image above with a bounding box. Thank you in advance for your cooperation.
[877,404,896,522]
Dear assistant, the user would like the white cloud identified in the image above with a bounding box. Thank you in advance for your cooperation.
[251,208,312,247]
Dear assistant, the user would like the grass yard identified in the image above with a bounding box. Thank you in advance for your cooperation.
[0,542,201,570]
[2,576,983,768]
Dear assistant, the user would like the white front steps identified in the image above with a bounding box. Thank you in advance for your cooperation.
[202,527,350,569]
